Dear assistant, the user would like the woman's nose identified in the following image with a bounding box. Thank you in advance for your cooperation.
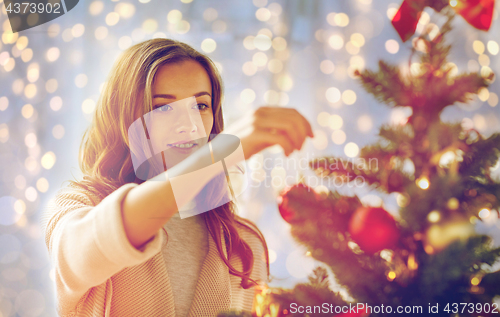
[174,110,199,134]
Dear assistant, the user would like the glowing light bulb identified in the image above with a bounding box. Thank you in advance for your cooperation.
[471,277,480,286]
[387,271,396,281]
[416,176,429,189]
[478,208,490,219]
[427,211,440,223]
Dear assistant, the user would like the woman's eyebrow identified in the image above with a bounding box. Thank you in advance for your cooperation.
[153,91,211,99]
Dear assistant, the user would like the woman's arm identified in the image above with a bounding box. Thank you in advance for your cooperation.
[121,143,222,248]
[121,106,314,249]
[43,183,163,316]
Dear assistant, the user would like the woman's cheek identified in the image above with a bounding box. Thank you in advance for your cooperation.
[203,116,214,135]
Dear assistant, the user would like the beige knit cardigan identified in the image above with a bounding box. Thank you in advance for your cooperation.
[41,182,269,317]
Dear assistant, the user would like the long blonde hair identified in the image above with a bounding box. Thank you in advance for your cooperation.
[69,38,270,288]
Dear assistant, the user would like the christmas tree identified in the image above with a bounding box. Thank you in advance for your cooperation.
[219,3,500,317]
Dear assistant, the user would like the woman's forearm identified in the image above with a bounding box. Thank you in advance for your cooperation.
[122,142,223,249]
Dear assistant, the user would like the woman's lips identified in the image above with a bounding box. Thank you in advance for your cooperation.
[166,142,198,153]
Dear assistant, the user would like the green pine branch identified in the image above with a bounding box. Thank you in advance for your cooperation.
[354,61,412,109]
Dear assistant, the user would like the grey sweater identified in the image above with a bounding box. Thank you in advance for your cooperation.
[162,211,209,317]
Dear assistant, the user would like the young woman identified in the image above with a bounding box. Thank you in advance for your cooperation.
[41,38,313,317]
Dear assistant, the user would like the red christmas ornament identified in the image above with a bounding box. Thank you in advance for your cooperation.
[453,0,494,31]
[277,183,315,223]
[391,0,494,42]
[391,0,426,42]
[348,206,400,254]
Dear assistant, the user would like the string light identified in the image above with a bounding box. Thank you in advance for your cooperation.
[427,210,441,223]
[387,271,396,281]
[408,253,418,270]
[416,176,430,189]
[478,208,490,219]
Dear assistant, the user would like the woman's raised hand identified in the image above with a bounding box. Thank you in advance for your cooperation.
[222,106,314,160]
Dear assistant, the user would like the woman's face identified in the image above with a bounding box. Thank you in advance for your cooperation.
[148,59,214,168]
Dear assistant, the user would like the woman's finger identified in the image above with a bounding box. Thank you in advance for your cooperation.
[253,117,302,150]
[257,106,313,142]
[263,131,295,156]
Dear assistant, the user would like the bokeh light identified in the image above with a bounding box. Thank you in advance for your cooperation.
[267,59,283,73]
[328,114,343,130]
[358,114,373,132]
[312,130,328,150]
[328,34,344,50]
[89,1,104,15]
[22,104,34,118]
[487,40,499,55]
[350,33,365,47]
[344,142,359,157]
[36,177,50,193]
[326,87,341,103]
[0,96,8,111]
[256,8,271,21]
[331,129,346,145]
[241,88,256,104]
[385,39,399,54]
[342,89,357,105]
[320,60,335,74]
[334,13,349,27]
[50,96,63,111]
[276,74,293,91]
[106,12,120,26]
[254,34,272,51]
[488,92,498,107]
[41,152,56,170]
[201,38,216,53]
[82,99,96,114]
[52,125,65,139]
[473,40,485,55]
[203,8,218,22]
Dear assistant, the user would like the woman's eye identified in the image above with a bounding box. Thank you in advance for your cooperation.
[196,103,209,111]
[155,104,171,112]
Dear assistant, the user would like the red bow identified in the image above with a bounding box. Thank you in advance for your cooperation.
[391,0,494,42]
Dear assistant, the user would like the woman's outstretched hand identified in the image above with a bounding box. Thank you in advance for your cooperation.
[222,106,314,160]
